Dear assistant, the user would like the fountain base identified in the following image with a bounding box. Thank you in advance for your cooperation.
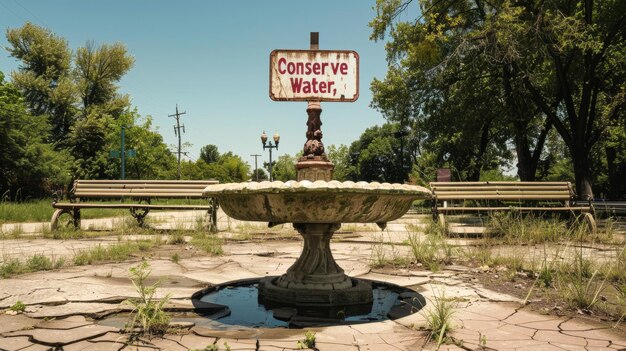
[258,276,373,307]
[256,223,374,306]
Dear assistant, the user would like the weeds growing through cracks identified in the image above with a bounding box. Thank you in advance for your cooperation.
[124,261,171,335]
[423,288,456,349]
[9,300,26,313]
[296,330,316,349]
[369,213,625,324]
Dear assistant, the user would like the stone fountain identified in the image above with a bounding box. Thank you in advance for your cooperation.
[203,102,431,313]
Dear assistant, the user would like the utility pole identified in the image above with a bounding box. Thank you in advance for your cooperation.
[250,154,261,181]
[109,126,135,180]
[121,126,126,180]
[169,104,186,179]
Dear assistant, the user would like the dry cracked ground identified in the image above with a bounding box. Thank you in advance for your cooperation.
[1,211,625,351]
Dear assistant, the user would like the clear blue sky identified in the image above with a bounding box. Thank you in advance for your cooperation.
[0,1,410,166]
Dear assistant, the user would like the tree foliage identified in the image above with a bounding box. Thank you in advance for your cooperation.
[370,0,626,199]
[6,22,76,145]
[199,144,220,164]
[344,123,412,183]
[2,23,177,197]
[270,154,297,181]
[0,71,71,198]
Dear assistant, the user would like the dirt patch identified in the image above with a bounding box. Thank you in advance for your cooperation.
[468,266,626,334]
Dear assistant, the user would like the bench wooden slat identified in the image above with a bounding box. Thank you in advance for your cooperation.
[438,206,591,212]
[76,181,217,184]
[53,203,211,210]
[74,192,205,198]
[431,186,571,192]
[77,184,211,189]
[434,191,570,195]
[434,194,572,200]
[74,188,204,196]
[431,181,571,186]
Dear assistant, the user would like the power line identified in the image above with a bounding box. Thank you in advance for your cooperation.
[0,2,28,23]
[168,104,186,180]
[11,0,49,27]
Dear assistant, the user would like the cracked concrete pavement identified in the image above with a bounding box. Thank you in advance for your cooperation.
[1,211,625,350]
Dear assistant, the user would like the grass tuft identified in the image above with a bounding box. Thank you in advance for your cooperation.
[73,240,158,266]
[191,233,223,255]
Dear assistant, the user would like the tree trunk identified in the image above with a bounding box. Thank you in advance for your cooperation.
[468,121,492,181]
[571,144,594,200]
[514,127,535,181]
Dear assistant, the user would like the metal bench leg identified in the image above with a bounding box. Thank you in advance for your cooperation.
[73,209,81,229]
[130,208,150,227]
[51,209,80,231]
[51,209,64,231]
[583,212,597,235]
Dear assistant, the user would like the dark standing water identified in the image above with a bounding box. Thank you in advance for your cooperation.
[198,281,420,328]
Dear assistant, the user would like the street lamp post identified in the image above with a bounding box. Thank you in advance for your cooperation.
[261,131,280,181]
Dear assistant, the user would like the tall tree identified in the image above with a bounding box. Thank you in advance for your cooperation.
[5,23,173,185]
[74,41,133,116]
[6,22,77,144]
[199,144,220,164]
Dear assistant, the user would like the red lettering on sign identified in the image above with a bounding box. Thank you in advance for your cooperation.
[278,57,287,74]
[340,63,348,75]
[312,63,320,75]
[318,81,326,93]
[330,62,340,74]
[289,78,335,95]
[290,77,303,92]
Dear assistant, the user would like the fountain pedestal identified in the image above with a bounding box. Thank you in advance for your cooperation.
[258,223,373,307]
[296,102,334,182]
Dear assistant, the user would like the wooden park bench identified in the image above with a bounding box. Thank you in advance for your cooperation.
[430,181,596,233]
[51,180,220,231]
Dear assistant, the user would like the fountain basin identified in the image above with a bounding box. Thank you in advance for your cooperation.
[202,180,431,225]
[202,180,431,308]
[191,278,426,328]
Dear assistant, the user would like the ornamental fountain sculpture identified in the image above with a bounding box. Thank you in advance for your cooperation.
[203,101,431,312]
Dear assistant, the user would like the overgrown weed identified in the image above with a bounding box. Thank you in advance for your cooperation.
[124,261,171,335]
[370,231,409,268]
[423,288,456,349]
